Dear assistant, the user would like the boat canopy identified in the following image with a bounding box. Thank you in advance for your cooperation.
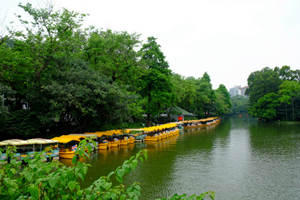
[0,141,8,146]
[181,117,218,124]
[91,130,123,137]
[51,135,81,144]
[26,138,58,144]
[0,139,30,146]
[143,123,177,132]
[69,134,97,138]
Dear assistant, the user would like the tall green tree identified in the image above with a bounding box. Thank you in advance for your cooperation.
[173,76,197,113]
[139,37,173,124]
[194,73,216,117]
[214,84,231,115]
[85,30,143,91]
[0,3,89,138]
[84,30,146,124]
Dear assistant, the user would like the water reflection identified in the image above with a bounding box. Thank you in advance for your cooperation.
[131,123,231,199]
[211,116,251,199]
[82,117,300,200]
[128,142,179,199]
[247,120,300,200]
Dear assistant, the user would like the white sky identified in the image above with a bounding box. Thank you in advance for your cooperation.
[1,0,300,89]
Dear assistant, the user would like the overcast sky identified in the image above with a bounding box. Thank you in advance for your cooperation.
[1,0,300,89]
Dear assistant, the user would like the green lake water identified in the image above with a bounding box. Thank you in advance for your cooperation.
[81,115,300,199]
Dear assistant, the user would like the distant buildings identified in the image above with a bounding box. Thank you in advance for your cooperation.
[229,86,248,97]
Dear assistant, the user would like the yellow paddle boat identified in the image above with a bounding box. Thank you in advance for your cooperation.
[52,135,81,159]
[144,134,159,142]
[108,138,120,148]
[128,136,135,144]
[98,140,109,150]
[120,136,129,146]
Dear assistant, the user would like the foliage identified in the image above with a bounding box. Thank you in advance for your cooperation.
[193,73,216,117]
[156,192,215,200]
[0,3,230,139]
[0,3,139,139]
[171,73,229,118]
[42,64,136,133]
[230,95,249,114]
[214,84,231,115]
[249,92,280,121]
[0,140,214,200]
[247,67,282,106]
[85,30,143,91]
[274,65,300,81]
[279,81,300,104]
[139,37,174,124]
[0,3,224,198]
[171,75,197,114]
[247,66,300,121]
[278,80,300,121]
[0,139,147,200]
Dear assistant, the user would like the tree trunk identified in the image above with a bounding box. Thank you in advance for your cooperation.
[146,93,152,126]
[292,99,295,121]
[146,113,151,127]
[14,93,23,110]
[285,104,288,121]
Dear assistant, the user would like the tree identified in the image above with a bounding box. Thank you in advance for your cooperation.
[215,84,231,115]
[247,66,300,121]
[0,3,140,138]
[247,67,282,106]
[194,73,216,117]
[249,92,280,121]
[230,95,249,114]
[274,65,300,81]
[0,3,91,138]
[171,74,197,114]
[0,2,231,139]
[85,30,143,91]
[139,37,173,124]
[279,81,300,120]
[84,30,146,125]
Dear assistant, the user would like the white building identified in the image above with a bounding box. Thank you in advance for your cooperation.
[229,86,248,97]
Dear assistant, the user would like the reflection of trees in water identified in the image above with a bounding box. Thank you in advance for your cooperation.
[210,118,232,150]
[128,136,181,199]
[248,120,300,155]
[228,114,257,129]
[82,121,232,199]
[82,144,139,187]
[128,122,229,199]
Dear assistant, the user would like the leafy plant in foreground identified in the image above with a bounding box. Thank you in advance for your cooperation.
[0,141,214,200]
[0,139,145,199]
[157,192,215,200]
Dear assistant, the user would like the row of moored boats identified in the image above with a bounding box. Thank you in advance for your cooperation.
[0,117,220,161]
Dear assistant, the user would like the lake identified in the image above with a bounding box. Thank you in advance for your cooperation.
[81,115,300,199]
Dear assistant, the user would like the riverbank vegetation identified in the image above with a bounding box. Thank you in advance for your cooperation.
[230,95,249,114]
[0,3,231,139]
[0,140,215,200]
[247,66,300,121]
